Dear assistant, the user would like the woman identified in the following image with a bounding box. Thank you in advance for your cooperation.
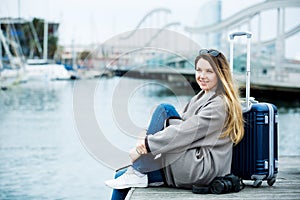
[105,49,244,200]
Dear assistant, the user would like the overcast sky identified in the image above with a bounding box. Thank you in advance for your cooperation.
[1,0,264,45]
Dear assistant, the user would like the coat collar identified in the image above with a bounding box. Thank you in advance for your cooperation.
[194,86,218,106]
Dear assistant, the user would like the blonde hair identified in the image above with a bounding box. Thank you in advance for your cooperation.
[195,50,244,144]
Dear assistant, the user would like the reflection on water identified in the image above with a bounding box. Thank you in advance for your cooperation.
[0,81,110,200]
[0,77,299,199]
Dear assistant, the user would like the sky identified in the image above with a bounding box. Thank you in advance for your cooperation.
[1,0,264,45]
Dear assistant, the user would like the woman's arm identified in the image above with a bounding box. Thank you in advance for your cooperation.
[146,97,227,155]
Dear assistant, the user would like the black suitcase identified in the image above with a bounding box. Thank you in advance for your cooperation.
[229,32,279,187]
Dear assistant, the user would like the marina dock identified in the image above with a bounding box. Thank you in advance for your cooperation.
[128,156,300,200]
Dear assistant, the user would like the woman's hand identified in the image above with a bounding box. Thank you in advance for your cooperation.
[129,148,141,163]
[129,130,148,163]
[129,136,148,163]
[136,137,147,155]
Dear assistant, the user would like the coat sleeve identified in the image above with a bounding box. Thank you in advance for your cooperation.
[145,96,227,155]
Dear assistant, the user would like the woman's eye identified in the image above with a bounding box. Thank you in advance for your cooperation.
[195,68,214,73]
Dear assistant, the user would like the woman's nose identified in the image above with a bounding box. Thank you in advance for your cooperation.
[199,71,206,78]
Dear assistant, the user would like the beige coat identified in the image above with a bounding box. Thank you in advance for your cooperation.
[145,90,233,188]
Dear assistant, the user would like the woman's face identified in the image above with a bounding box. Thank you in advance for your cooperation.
[195,58,218,93]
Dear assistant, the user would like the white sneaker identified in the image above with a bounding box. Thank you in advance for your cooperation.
[105,167,148,189]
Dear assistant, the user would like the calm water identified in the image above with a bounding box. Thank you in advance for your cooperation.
[0,77,299,200]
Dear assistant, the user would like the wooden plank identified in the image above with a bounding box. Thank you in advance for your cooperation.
[128,156,300,200]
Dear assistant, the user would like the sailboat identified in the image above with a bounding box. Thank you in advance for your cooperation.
[24,19,71,81]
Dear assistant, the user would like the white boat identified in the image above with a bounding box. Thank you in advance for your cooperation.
[25,59,71,81]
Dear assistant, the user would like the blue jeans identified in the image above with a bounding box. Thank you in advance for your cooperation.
[111,103,180,200]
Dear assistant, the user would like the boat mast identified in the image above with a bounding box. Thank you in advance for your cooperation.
[43,20,48,60]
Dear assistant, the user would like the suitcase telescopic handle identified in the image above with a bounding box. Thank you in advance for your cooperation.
[229,31,252,110]
[229,32,252,40]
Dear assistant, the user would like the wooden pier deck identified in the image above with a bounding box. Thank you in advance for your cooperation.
[128,156,300,200]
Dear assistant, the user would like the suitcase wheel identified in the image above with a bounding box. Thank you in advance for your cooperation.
[267,177,276,186]
[253,179,262,188]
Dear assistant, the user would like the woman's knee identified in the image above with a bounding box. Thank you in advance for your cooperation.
[156,103,178,117]
[156,103,176,113]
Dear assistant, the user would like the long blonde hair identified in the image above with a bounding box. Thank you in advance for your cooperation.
[195,49,244,144]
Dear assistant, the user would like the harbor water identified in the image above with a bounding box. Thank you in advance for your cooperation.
[0,77,299,200]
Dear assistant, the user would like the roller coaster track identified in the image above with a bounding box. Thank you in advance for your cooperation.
[114,1,300,92]
[185,0,300,34]
[144,22,181,46]
[261,24,300,47]
[120,8,171,40]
